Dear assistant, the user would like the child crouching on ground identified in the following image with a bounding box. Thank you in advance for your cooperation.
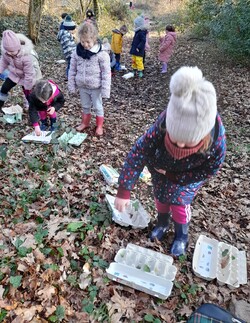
[0,30,36,109]
[68,22,111,136]
[28,79,65,136]
[114,66,226,257]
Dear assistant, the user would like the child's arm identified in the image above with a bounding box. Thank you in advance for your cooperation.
[0,55,9,74]
[22,56,36,90]
[117,112,166,200]
[159,35,172,52]
[68,51,77,93]
[99,52,111,98]
[136,32,147,52]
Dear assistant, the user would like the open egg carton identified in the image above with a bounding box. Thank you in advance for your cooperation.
[106,243,177,299]
[192,235,247,289]
[105,194,150,229]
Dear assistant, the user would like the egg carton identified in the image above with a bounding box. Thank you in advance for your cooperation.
[106,243,177,299]
[105,194,150,229]
[58,131,87,146]
[193,235,247,288]
[100,165,119,186]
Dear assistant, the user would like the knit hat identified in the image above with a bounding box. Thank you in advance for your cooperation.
[63,15,76,30]
[86,9,95,18]
[166,66,217,143]
[134,15,144,29]
[2,30,21,52]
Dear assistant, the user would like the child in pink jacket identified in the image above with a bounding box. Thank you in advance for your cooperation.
[158,25,176,74]
[0,30,36,109]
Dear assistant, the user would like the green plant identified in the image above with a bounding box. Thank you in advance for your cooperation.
[48,305,65,322]
[144,314,162,322]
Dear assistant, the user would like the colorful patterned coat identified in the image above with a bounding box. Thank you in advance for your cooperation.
[117,111,226,206]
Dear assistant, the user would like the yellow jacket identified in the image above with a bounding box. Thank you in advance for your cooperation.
[111,29,123,54]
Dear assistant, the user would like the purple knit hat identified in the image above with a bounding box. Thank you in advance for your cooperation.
[2,30,21,52]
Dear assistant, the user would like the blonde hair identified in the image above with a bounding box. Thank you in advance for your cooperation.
[34,80,53,101]
[78,22,98,43]
[199,133,212,153]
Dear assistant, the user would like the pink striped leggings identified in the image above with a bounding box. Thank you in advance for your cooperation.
[155,199,191,224]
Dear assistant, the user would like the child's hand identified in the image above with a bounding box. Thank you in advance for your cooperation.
[34,125,41,136]
[47,106,55,115]
[114,197,130,212]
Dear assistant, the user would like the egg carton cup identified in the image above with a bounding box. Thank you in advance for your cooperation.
[106,243,177,299]
[192,235,247,289]
[105,194,150,229]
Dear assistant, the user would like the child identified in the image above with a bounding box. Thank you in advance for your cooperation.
[68,22,111,136]
[111,25,128,71]
[0,30,36,109]
[102,38,116,75]
[114,66,226,257]
[57,15,77,78]
[28,79,65,136]
[59,12,68,30]
[130,15,147,78]
[159,25,176,74]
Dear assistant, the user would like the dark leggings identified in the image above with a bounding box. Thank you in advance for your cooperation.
[1,77,17,94]
[115,53,121,63]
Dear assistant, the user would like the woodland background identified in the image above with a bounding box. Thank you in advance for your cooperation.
[0,0,249,322]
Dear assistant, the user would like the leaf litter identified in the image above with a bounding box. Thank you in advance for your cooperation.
[0,13,249,323]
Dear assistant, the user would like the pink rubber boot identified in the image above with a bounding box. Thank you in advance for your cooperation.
[95,116,104,136]
[76,113,91,132]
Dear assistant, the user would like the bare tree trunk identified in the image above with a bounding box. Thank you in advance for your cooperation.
[28,0,45,44]
[93,0,99,21]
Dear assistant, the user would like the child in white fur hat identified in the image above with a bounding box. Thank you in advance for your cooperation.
[114,66,226,256]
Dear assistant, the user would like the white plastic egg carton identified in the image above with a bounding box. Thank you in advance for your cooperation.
[106,243,177,299]
[105,194,150,229]
[192,235,247,288]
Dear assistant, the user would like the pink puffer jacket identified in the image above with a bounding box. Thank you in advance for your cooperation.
[0,33,36,90]
[68,46,111,98]
[158,31,177,63]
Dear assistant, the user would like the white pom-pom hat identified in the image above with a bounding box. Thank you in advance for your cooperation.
[166,66,217,143]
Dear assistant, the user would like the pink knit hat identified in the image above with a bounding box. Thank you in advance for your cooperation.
[2,30,21,52]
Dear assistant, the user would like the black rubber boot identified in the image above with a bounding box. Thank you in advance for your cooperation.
[150,212,171,241]
[50,117,57,131]
[170,222,189,256]
[40,119,48,131]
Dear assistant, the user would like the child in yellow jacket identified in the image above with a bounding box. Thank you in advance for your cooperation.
[111,25,128,71]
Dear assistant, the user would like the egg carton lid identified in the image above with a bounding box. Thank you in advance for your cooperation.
[192,235,247,288]
[106,244,177,300]
[105,194,150,229]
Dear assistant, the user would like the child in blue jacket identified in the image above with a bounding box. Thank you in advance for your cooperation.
[130,15,147,78]
[114,66,226,257]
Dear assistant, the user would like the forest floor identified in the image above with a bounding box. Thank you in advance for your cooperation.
[0,10,249,323]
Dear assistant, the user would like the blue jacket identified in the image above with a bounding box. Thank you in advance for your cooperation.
[117,111,226,206]
[130,29,147,57]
